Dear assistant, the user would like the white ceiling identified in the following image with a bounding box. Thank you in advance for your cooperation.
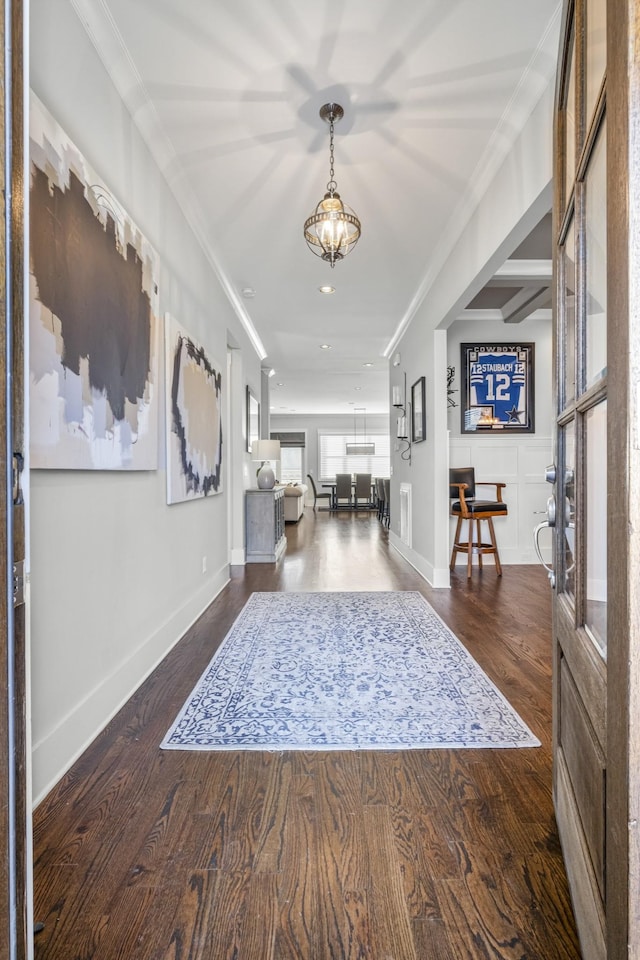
[72,0,560,414]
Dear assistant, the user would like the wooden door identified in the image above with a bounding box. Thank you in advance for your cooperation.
[551,1,640,957]
[0,1,27,958]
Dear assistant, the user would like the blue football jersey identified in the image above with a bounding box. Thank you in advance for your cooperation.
[469,352,525,423]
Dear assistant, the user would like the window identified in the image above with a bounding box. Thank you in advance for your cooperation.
[270,431,305,484]
[279,447,303,483]
[319,433,390,479]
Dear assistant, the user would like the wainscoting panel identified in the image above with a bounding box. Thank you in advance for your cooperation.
[449,437,552,566]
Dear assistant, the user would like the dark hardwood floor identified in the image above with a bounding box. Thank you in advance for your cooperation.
[32,510,582,959]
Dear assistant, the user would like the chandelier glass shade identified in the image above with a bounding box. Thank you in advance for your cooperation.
[304,103,361,268]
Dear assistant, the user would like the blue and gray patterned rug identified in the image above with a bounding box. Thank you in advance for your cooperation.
[161,591,540,750]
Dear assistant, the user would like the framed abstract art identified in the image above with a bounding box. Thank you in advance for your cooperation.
[165,314,223,504]
[29,94,160,469]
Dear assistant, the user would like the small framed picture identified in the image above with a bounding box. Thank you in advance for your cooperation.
[411,376,426,443]
[246,386,260,453]
[461,343,535,434]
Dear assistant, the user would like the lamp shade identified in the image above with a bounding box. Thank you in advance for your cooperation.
[252,439,281,462]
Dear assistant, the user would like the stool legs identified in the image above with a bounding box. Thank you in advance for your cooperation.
[450,515,503,577]
[450,517,463,572]
[487,517,502,576]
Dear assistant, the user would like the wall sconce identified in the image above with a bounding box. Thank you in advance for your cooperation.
[392,374,411,463]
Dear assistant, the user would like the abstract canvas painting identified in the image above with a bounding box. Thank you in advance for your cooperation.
[29,95,160,469]
[165,314,223,504]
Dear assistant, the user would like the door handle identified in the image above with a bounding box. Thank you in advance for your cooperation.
[533,492,557,587]
[533,520,555,587]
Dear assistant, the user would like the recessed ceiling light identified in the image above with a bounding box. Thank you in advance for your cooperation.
[319,285,335,294]
[276,382,284,386]
[354,386,362,391]
[241,286,256,299]
[363,362,373,367]
[319,343,332,349]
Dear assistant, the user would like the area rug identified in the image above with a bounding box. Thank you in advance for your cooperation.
[161,591,540,750]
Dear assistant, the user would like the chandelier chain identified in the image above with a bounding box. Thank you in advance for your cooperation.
[327,117,336,194]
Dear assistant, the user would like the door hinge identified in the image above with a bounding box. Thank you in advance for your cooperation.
[13,559,25,607]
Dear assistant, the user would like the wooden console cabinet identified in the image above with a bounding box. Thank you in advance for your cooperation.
[245,487,287,563]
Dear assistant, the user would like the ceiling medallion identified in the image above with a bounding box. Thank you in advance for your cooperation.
[303,103,361,268]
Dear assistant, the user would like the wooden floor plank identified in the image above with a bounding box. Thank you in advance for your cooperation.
[33,511,581,959]
[237,872,278,959]
[363,804,418,960]
[274,773,318,959]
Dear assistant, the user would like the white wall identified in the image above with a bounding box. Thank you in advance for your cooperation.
[29,0,262,802]
[388,79,555,587]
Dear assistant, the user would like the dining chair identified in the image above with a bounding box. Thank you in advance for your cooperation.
[354,472,373,509]
[306,474,331,511]
[375,477,385,520]
[382,478,390,527]
[449,467,508,577]
[334,473,353,509]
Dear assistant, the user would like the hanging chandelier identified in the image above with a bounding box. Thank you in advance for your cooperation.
[303,103,361,268]
[346,407,375,456]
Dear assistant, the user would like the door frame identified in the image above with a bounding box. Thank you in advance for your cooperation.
[1,1,28,958]
[606,1,640,951]
[552,2,640,957]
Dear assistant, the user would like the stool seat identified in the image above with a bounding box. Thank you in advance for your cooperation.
[451,499,508,516]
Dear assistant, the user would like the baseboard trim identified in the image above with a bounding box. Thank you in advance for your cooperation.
[32,564,230,806]
[389,533,451,589]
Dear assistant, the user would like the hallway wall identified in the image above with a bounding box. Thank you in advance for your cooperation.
[387,79,555,586]
[29,0,262,802]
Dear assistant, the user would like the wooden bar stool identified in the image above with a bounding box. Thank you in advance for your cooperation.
[449,467,508,577]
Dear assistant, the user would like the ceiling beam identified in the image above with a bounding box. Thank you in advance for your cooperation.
[490,258,552,286]
[503,285,552,323]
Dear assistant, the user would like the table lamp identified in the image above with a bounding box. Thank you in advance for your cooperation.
[252,439,281,489]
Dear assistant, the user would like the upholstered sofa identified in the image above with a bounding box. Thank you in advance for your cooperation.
[283,483,308,522]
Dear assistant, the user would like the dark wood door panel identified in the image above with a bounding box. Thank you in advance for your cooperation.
[556,604,607,749]
[560,657,606,895]
[556,753,606,960]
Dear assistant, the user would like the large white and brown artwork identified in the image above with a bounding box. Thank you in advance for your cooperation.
[29,95,160,469]
[165,314,223,504]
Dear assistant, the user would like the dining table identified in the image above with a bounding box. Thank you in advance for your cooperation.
[321,479,377,510]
